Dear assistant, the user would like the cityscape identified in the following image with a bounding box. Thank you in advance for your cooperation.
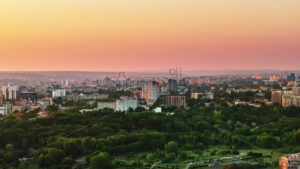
[1,1,300,169]
[0,70,300,169]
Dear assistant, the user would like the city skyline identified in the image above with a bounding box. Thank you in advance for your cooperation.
[1,0,300,71]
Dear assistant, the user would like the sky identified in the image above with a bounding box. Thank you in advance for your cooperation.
[0,0,300,72]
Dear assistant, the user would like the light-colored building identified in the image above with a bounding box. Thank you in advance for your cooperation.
[1,84,18,100]
[153,107,162,113]
[52,89,66,98]
[38,111,49,118]
[116,99,138,112]
[191,92,199,99]
[12,105,23,113]
[292,86,300,96]
[280,153,300,169]
[0,105,11,115]
[97,102,116,111]
[37,98,52,110]
[191,92,214,100]
[141,81,160,105]
[282,92,300,108]
[97,98,138,112]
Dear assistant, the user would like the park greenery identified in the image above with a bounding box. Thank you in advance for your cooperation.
[0,101,300,169]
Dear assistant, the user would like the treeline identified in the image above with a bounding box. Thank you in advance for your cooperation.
[0,104,300,168]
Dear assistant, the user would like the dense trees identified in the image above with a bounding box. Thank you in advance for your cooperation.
[89,152,113,169]
[0,103,300,168]
[165,141,178,161]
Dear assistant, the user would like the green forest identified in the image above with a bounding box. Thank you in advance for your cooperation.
[0,104,300,169]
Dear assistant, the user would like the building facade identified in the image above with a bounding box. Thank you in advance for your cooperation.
[52,89,66,98]
[0,105,11,115]
[97,102,116,111]
[166,96,186,108]
[271,91,283,104]
[191,92,214,100]
[20,92,38,103]
[280,153,300,169]
[168,79,177,92]
[116,99,138,112]
[141,81,160,105]
[1,85,18,100]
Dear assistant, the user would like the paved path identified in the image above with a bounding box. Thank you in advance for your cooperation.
[72,156,86,169]
[150,161,161,169]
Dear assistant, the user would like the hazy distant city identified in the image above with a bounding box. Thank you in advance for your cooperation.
[0,69,300,169]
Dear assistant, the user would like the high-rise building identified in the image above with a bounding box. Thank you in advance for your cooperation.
[282,95,292,107]
[168,79,177,92]
[271,91,283,104]
[0,89,4,104]
[141,81,160,105]
[292,86,300,95]
[166,96,186,108]
[103,77,112,87]
[287,73,296,82]
[1,84,18,100]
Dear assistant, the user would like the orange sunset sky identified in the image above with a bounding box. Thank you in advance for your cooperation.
[0,0,300,71]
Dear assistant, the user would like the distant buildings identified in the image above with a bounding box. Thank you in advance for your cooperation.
[0,105,11,115]
[166,96,186,108]
[97,97,138,112]
[141,81,160,105]
[116,98,138,112]
[271,91,283,104]
[1,84,18,100]
[234,101,261,108]
[97,102,116,110]
[270,75,280,81]
[191,92,214,100]
[168,79,177,92]
[279,153,300,169]
[20,91,38,103]
[272,86,300,107]
[252,75,263,80]
[287,73,296,82]
[0,93,3,104]
[52,89,66,98]
[282,95,300,107]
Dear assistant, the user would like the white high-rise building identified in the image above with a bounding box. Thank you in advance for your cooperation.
[1,84,18,100]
